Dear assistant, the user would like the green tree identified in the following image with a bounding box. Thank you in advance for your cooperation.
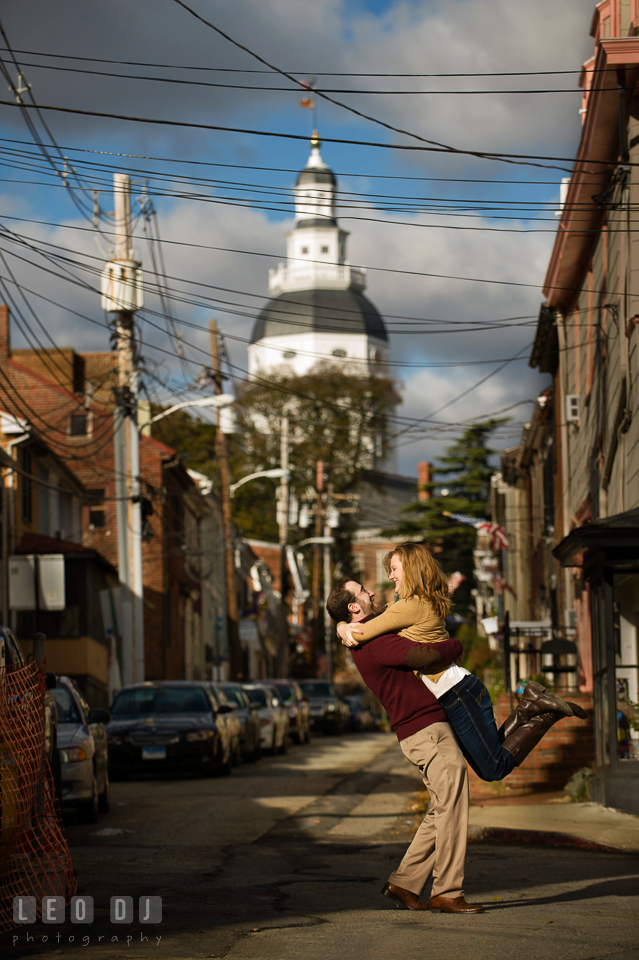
[388,419,506,612]
[148,366,399,549]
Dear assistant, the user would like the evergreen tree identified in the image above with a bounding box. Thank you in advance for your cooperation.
[388,420,506,611]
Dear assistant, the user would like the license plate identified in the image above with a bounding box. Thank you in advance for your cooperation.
[142,746,166,760]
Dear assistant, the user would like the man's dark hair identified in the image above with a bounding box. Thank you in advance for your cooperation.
[326,580,356,623]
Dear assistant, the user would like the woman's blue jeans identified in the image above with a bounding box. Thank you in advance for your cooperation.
[439,674,516,782]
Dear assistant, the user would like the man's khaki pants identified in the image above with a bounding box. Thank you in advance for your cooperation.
[387,721,469,900]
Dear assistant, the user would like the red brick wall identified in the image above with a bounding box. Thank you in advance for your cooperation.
[467,692,595,796]
[0,312,192,681]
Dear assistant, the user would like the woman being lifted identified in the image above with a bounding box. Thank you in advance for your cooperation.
[335,542,587,779]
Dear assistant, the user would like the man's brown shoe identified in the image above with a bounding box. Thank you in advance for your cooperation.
[430,896,484,914]
[382,882,431,910]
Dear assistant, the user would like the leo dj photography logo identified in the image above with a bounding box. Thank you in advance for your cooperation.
[12,896,163,948]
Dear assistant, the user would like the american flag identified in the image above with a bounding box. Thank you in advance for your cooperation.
[493,574,516,598]
[444,511,509,551]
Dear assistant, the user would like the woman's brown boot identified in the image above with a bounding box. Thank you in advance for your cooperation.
[499,681,576,741]
[502,711,562,765]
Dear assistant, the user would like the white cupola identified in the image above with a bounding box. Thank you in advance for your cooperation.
[248,133,389,380]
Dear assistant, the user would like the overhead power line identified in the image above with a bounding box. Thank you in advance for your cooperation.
[0,46,608,77]
[4,58,598,95]
[0,137,572,186]
[0,97,584,171]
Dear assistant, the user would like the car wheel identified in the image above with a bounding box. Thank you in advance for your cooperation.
[76,773,99,824]
[98,771,111,814]
[251,731,262,762]
[232,738,242,766]
[304,725,311,744]
[278,730,288,755]
[269,728,278,755]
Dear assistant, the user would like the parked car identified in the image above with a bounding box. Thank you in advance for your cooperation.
[218,682,261,762]
[297,680,350,734]
[0,626,61,801]
[242,683,288,755]
[106,681,233,779]
[207,682,242,765]
[343,694,377,732]
[267,680,311,744]
[49,676,111,822]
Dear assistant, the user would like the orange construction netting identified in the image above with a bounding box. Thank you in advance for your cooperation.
[0,657,76,932]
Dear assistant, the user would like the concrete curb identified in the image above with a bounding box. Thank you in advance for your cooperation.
[467,824,629,854]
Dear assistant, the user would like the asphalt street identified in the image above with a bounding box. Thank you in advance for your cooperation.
[4,731,639,960]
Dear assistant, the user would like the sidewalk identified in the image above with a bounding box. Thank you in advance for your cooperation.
[468,793,639,853]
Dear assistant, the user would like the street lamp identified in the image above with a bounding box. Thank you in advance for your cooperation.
[295,536,334,548]
[229,467,291,498]
[141,394,235,432]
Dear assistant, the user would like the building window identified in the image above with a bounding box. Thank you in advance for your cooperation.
[70,414,87,436]
[321,245,329,254]
[283,350,297,359]
[88,488,106,528]
[301,246,309,255]
[332,348,347,357]
[22,448,32,522]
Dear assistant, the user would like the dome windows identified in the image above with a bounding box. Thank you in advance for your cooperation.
[283,350,297,359]
[301,246,309,255]
[332,348,347,358]
[321,245,329,254]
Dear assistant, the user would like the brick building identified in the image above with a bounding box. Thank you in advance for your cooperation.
[0,305,221,693]
[494,2,639,814]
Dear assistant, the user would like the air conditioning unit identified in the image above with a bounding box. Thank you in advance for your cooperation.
[566,394,580,423]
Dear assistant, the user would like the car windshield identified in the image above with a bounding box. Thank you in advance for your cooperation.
[245,688,267,707]
[299,682,335,698]
[273,684,295,702]
[50,687,82,724]
[223,687,246,708]
[111,686,211,718]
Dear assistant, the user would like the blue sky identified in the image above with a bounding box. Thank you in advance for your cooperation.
[0,0,596,473]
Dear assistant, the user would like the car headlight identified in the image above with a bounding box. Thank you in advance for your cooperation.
[287,707,298,718]
[185,729,215,742]
[326,703,335,712]
[60,746,87,762]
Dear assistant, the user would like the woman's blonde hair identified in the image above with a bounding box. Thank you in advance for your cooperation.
[383,542,451,619]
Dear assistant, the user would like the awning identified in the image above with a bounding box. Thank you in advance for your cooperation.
[553,508,639,567]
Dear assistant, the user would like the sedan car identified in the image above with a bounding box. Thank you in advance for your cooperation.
[343,694,377,732]
[50,676,111,823]
[242,683,288,755]
[218,682,261,762]
[297,680,350,734]
[106,681,233,779]
[207,682,242,765]
[267,680,311,744]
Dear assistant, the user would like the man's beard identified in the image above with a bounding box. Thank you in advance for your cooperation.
[359,601,383,618]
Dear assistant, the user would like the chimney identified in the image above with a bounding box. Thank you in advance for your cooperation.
[0,304,10,364]
[417,461,431,501]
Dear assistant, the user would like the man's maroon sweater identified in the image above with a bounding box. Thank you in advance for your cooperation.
[350,632,464,742]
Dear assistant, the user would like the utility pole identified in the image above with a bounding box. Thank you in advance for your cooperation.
[209,319,243,681]
[311,460,324,668]
[102,173,144,685]
[277,416,290,677]
[323,515,332,682]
